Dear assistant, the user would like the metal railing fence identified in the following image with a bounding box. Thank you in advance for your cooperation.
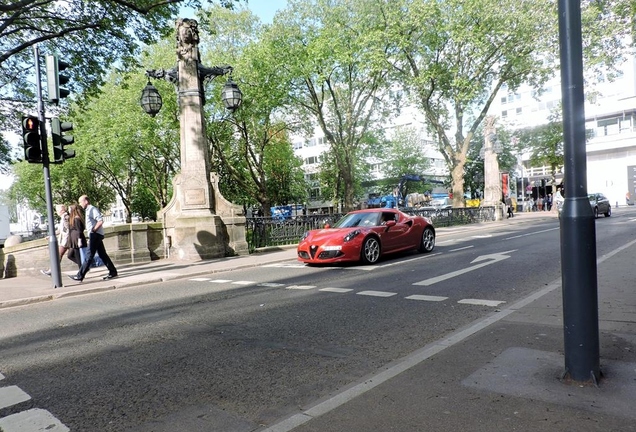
[245,206,496,252]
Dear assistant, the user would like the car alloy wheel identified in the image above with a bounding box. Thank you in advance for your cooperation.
[419,227,435,253]
[605,206,611,217]
[594,207,599,219]
[361,237,381,264]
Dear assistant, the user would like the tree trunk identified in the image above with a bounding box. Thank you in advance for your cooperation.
[451,162,466,208]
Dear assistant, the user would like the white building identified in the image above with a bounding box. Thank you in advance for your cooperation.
[489,53,636,208]
[292,106,448,212]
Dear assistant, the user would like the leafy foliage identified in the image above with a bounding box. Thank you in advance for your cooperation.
[371,0,630,207]
[267,0,395,211]
[0,0,242,171]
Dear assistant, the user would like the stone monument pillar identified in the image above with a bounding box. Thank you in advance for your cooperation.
[482,116,503,219]
[155,19,249,259]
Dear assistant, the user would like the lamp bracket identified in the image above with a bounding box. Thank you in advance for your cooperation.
[146,64,233,86]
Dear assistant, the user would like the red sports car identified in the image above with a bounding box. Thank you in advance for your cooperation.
[297,208,435,265]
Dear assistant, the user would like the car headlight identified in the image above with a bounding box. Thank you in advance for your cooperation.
[344,230,361,242]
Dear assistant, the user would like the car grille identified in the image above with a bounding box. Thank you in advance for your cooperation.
[318,250,343,259]
[298,251,310,259]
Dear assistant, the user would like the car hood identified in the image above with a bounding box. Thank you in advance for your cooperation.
[305,227,362,242]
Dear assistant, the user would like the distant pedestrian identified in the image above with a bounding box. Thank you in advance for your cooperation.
[505,196,514,218]
[40,204,70,276]
[66,204,86,270]
[68,195,118,282]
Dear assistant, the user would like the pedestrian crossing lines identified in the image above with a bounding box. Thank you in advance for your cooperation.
[188,277,505,307]
[0,372,69,431]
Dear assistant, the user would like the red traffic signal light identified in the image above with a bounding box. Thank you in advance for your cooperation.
[21,115,42,163]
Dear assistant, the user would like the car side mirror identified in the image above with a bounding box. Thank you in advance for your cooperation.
[385,220,396,227]
[324,223,331,229]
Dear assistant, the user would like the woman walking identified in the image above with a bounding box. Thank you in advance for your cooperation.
[40,204,70,276]
[67,204,86,270]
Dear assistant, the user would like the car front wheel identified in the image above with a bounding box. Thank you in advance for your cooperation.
[594,207,599,219]
[605,206,611,217]
[419,227,435,253]
[361,237,381,264]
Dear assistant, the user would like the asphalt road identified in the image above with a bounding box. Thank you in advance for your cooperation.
[1,208,635,431]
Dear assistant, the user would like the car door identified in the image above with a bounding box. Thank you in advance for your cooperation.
[599,194,609,213]
[376,212,402,252]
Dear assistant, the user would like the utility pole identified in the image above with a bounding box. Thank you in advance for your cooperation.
[558,0,600,383]
[34,45,63,288]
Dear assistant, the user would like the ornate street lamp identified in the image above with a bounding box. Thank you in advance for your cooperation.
[221,78,242,111]
[140,81,163,117]
[141,66,241,116]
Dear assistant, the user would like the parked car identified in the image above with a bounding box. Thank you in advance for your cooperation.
[297,208,435,265]
[588,193,611,218]
[430,197,452,210]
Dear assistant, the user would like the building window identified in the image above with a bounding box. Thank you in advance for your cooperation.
[305,156,319,165]
[293,141,303,150]
[516,107,522,115]
[501,96,507,104]
[502,110,508,118]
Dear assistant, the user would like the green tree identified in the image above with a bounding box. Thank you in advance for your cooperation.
[268,0,394,212]
[199,5,307,216]
[0,0,242,172]
[514,111,567,189]
[379,126,432,190]
[373,0,630,207]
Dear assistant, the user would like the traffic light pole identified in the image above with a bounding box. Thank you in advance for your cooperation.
[34,45,63,288]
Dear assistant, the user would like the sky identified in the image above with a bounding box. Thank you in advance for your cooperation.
[244,0,288,23]
[182,0,289,23]
[0,0,289,192]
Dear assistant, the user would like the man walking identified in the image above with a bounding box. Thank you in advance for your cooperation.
[68,195,118,282]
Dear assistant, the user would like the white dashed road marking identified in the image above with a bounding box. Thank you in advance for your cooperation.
[449,246,473,252]
[187,278,506,307]
[405,295,448,302]
[0,408,70,432]
[319,288,354,293]
[0,386,31,410]
[357,291,397,297]
[0,371,70,431]
[458,299,506,307]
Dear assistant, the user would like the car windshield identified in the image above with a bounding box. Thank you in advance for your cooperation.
[588,194,596,202]
[333,212,381,228]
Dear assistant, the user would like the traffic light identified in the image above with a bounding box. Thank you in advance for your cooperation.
[51,117,75,162]
[46,55,70,105]
[21,115,42,163]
